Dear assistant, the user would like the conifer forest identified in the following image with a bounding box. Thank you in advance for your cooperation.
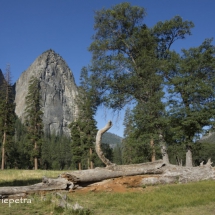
[1,2,215,171]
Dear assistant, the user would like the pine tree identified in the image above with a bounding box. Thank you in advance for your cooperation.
[70,68,98,170]
[24,76,43,170]
[0,65,16,169]
[13,118,30,169]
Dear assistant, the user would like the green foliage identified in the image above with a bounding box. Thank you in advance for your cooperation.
[153,15,194,58]
[165,39,215,152]
[167,144,186,165]
[13,118,31,168]
[41,134,72,170]
[89,2,159,109]
[9,121,73,170]
[70,68,98,169]
[192,142,215,166]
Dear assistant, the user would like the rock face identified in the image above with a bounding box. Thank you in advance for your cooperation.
[15,50,78,136]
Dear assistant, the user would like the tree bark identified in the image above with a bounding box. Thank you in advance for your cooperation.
[159,134,169,164]
[34,141,38,170]
[161,145,169,164]
[186,146,193,167]
[1,131,6,170]
[150,139,156,162]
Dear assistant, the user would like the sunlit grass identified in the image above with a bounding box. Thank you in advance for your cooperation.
[0,169,65,186]
[68,180,215,215]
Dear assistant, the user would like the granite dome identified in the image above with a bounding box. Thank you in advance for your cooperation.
[15,49,78,136]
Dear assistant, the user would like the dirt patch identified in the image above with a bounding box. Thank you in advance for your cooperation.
[72,175,159,193]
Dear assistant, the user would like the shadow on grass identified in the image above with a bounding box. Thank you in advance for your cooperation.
[0,178,41,187]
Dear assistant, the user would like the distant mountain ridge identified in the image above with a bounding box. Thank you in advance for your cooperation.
[199,132,215,144]
[102,132,123,148]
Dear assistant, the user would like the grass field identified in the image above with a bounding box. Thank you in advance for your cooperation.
[0,169,64,186]
[0,170,215,214]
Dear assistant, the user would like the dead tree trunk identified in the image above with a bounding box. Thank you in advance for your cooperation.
[95,121,114,166]
[159,134,169,164]
[186,146,193,167]
[150,139,156,162]
[1,131,6,170]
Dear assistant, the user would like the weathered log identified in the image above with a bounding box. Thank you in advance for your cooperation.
[61,160,165,183]
[0,161,164,198]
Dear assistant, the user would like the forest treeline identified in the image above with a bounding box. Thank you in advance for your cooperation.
[1,2,215,170]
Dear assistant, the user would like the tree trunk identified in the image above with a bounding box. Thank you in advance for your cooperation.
[34,141,38,170]
[186,146,193,167]
[150,139,156,162]
[159,134,169,164]
[90,161,94,169]
[161,145,169,164]
[89,148,93,169]
[1,131,6,170]
[95,121,114,166]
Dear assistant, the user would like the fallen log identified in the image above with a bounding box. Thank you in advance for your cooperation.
[61,160,164,184]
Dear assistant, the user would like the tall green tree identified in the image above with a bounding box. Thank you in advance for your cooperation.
[70,68,98,169]
[24,76,43,170]
[164,39,215,166]
[0,65,16,169]
[88,3,193,163]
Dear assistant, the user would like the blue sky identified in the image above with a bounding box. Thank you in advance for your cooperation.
[1,0,215,137]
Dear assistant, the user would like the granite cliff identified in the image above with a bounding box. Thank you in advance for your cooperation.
[15,50,78,136]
